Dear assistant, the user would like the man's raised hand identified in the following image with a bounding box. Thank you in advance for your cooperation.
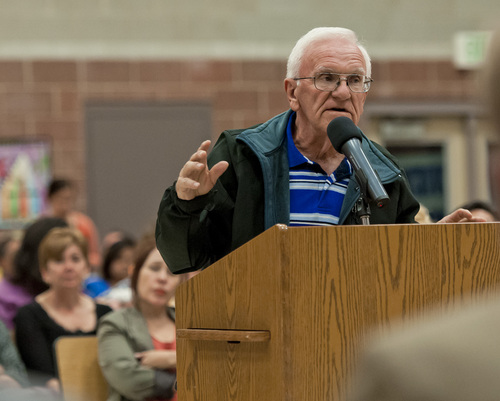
[175,140,229,201]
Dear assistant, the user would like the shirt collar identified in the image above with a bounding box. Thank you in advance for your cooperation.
[286,111,353,179]
[334,157,353,181]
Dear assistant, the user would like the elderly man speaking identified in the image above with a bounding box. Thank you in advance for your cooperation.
[156,27,480,274]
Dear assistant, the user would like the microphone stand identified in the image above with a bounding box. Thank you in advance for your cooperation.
[354,170,371,225]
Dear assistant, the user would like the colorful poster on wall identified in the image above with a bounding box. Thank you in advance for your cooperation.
[0,141,51,230]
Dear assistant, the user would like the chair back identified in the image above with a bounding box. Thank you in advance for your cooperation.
[55,335,108,401]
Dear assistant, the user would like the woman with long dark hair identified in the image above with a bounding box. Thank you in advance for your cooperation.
[98,235,181,401]
[0,217,67,330]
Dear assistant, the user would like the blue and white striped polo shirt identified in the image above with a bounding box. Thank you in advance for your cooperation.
[287,113,352,226]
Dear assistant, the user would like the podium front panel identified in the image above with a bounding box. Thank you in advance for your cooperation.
[176,223,500,401]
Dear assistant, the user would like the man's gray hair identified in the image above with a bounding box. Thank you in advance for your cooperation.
[286,27,371,79]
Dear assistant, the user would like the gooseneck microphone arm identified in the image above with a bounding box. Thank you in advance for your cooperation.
[352,165,372,225]
[327,117,390,225]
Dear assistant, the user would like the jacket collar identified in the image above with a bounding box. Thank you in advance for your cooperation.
[237,110,292,154]
[236,109,403,227]
[239,110,401,181]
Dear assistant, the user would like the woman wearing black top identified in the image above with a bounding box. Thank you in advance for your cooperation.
[14,227,112,390]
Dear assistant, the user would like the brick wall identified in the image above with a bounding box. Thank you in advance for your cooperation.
[0,59,478,210]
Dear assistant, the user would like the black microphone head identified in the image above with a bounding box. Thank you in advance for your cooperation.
[327,117,363,152]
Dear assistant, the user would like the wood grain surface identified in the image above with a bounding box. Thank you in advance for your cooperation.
[176,223,500,401]
[177,329,271,342]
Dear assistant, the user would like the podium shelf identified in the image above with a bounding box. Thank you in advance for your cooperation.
[177,328,271,343]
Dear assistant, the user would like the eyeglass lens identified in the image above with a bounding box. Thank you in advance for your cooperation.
[315,73,369,93]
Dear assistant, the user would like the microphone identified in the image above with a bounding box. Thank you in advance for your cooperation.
[327,117,389,208]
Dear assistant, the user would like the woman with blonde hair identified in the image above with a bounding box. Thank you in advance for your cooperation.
[14,227,112,389]
[98,234,182,401]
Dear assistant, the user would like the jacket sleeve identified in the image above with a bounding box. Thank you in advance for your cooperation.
[370,141,420,224]
[155,132,237,274]
[386,176,420,224]
[97,313,175,401]
[0,321,30,387]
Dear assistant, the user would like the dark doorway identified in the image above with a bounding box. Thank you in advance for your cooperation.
[85,102,211,238]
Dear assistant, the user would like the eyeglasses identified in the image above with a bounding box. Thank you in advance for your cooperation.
[293,72,373,93]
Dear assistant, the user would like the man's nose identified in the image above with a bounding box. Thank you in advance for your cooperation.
[332,78,351,99]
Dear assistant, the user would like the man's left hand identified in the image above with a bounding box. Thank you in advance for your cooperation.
[437,208,487,223]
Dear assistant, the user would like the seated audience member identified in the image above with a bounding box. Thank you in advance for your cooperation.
[14,227,112,389]
[98,235,181,401]
[90,237,137,309]
[0,217,67,330]
[102,237,136,289]
[457,200,499,222]
[45,178,102,269]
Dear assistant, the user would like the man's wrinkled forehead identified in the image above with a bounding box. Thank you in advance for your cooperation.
[301,38,366,75]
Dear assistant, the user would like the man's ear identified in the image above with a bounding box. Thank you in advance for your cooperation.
[284,78,300,111]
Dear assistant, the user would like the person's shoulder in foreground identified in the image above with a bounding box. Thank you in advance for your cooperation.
[350,297,500,401]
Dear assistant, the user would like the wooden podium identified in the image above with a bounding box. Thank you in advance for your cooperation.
[175,223,500,401]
